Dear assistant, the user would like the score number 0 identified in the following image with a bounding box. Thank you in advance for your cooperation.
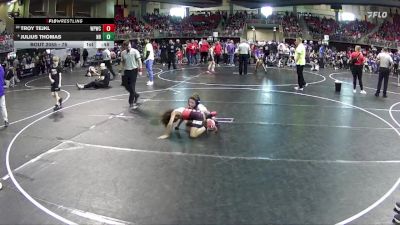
[102,24,115,41]
[102,24,115,32]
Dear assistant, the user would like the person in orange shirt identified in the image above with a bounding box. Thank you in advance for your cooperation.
[214,41,223,66]
[200,39,210,64]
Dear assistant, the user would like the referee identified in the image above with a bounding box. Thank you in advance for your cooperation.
[120,40,142,110]
[238,39,251,75]
[294,37,306,90]
[375,48,393,98]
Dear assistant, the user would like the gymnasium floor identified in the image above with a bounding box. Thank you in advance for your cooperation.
[1,63,400,225]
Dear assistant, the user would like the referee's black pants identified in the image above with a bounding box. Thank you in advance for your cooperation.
[376,67,390,96]
[296,65,306,88]
[239,54,249,75]
[168,54,176,70]
[123,69,138,105]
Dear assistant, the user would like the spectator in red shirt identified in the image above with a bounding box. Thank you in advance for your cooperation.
[350,45,366,94]
[193,40,199,64]
[186,41,193,65]
[200,39,210,64]
[214,41,223,66]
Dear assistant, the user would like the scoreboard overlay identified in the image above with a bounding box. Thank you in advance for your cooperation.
[14,18,115,49]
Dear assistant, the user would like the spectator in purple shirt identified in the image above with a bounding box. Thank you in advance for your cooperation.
[0,64,9,127]
[227,40,236,66]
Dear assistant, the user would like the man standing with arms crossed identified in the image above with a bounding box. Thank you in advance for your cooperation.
[375,48,393,98]
[294,37,307,91]
[120,40,143,110]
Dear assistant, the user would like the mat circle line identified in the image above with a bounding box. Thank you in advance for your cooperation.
[5,84,400,225]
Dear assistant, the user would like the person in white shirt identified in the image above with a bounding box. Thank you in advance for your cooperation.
[238,40,251,75]
[207,45,216,73]
[102,48,117,80]
[375,48,393,98]
[294,37,307,90]
[144,38,155,86]
[120,40,143,110]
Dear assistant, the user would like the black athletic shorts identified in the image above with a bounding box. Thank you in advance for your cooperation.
[51,83,60,92]
[190,120,204,128]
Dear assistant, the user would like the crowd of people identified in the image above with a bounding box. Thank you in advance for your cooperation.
[223,11,247,37]
[4,38,400,93]
[115,14,153,39]
[303,14,375,43]
[368,14,400,48]
[113,9,400,51]
[0,28,14,54]
[116,11,226,38]
[103,37,400,90]
[0,48,89,89]
[281,13,302,38]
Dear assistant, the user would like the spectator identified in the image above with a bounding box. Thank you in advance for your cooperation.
[144,38,155,86]
[0,63,8,127]
[227,40,236,66]
[200,39,210,64]
[350,45,366,94]
[214,41,223,66]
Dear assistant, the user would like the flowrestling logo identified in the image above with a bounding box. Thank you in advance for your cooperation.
[367,12,388,19]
